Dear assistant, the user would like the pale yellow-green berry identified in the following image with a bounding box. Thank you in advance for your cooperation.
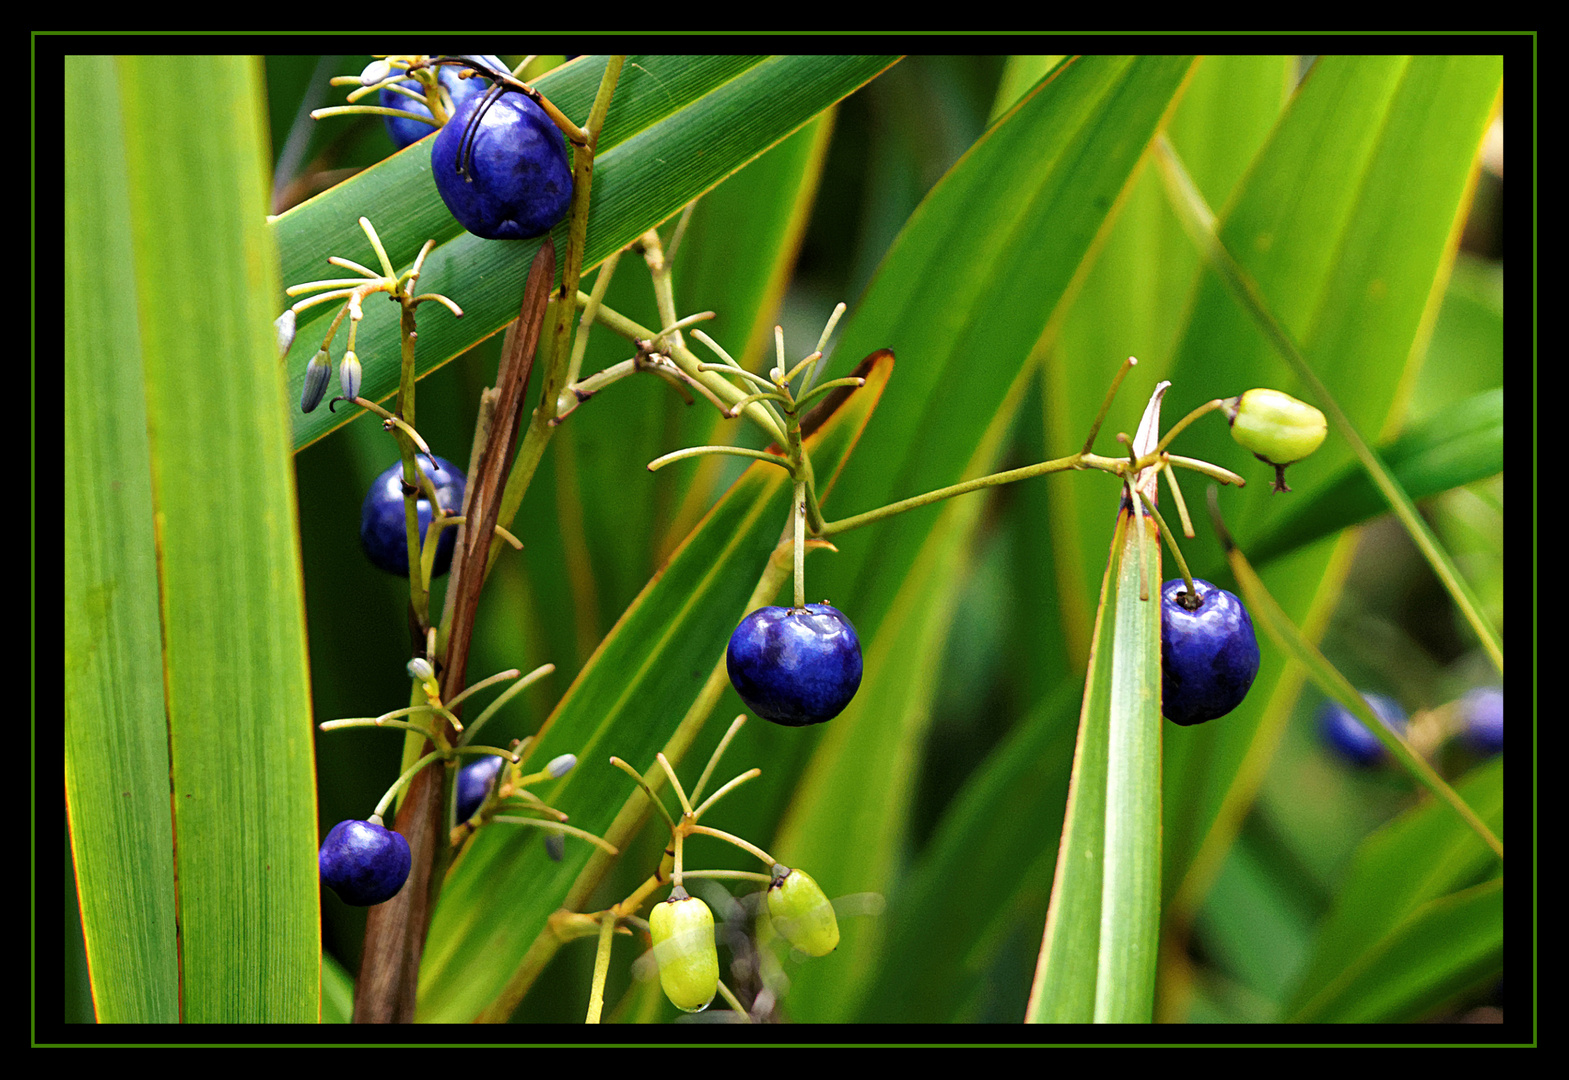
[1226,388,1328,492]
[648,890,718,1012]
[767,866,840,957]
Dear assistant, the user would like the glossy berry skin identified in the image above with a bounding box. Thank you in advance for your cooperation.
[648,890,718,1013]
[1460,687,1503,754]
[319,819,411,906]
[1228,389,1328,467]
[380,56,505,150]
[767,866,839,957]
[431,90,573,240]
[359,456,466,578]
[1318,692,1407,766]
[727,604,863,727]
[1160,579,1261,726]
[455,755,506,822]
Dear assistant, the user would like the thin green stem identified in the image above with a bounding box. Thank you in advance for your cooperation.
[1161,461,1196,539]
[318,715,445,744]
[1154,398,1228,457]
[1081,355,1140,454]
[562,250,622,396]
[1129,477,1151,601]
[647,445,794,474]
[780,349,823,388]
[819,452,1088,537]
[358,216,397,280]
[679,868,773,885]
[799,301,847,397]
[574,292,789,444]
[609,756,676,834]
[286,276,374,295]
[793,479,807,609]
[725,389,794,418]
[492,816,620,855]
[655,752,693,816]
[714,980,751,1020]
[1165,453,1247,488]
[1135,487,1195,594]
[585,912,618,1024]
[791,375,867,415]
[691,767,762,821]
[696,361,779,394]
[654,310,717,346]
[687,715,746,808]
[688,327,743,368]
[332,255,384,282]
[457,663,555,748]
[371,750,444,821]
[687,824,775,869]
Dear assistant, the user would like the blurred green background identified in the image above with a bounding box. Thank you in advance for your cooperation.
[64,53,1508,1028]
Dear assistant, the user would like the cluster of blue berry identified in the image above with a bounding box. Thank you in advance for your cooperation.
[1318,686,1503,767]
[301,57,588,909]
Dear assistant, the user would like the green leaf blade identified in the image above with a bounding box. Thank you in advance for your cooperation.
[64,54,182,1024]
[66,54,320,1024]
[1027,506,1163,1023]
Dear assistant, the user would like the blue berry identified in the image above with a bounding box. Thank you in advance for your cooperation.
[359,456,467,578]
[1459,687,1503,755]
[726,604,863,727]
[1318,692,1407,766]
[456,754,505,822]
[319,819,411,906]
[1160,579,1260,726]
[380,56,506,150]
[431,89,573,240]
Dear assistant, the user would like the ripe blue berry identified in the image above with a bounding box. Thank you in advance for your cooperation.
[359,456,467,578]
[431,89,573,240]
[380,56,505,150]
[1459,687,1503,755]
[319,819,411,906]
[726,603,863,727]
[1318,692,1407,766]
[456,754,505,822]
[1160,579,1260,726]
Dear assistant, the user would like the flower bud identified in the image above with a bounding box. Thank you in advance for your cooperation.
[766,865,839,957]
[274,309,297,356]
[339,350,363,402]
[301,348,332,413]
[359,59,393,87]
[546,753,577,778]
[648,888,718,1013]
[1225,388,1327,492]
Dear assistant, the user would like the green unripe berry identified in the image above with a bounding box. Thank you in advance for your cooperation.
[648,888,718,1013]
[767,865,839,957]
[1225,388,1327,492]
